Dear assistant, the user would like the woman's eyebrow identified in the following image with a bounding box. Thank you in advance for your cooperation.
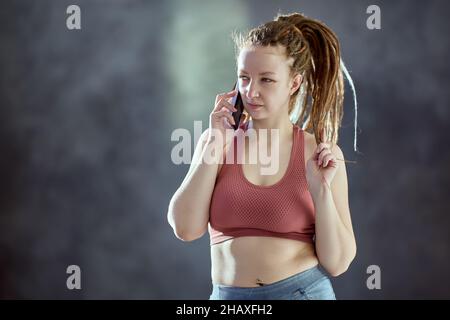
[239,70,276,75]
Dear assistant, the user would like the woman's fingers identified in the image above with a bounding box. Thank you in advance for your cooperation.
[213,90,237,112]
[215,89,237,104]
[315,142,331,155]
[214,110,235,126]
[321,153,337,168]
[318,148,332,166]
[224,99,238,113]
[213,96,238,114]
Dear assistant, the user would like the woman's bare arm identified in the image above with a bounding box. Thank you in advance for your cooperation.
[167,129,223,241]
[167,89,238,241]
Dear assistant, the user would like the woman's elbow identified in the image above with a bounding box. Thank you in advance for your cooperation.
[173,227,207,242]
[326,264,350,277]
[167,213,207,242]
[324,249,357,277]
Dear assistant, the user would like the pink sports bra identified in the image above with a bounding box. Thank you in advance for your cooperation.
[208,121,316,246]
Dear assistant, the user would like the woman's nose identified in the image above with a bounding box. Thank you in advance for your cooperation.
[245,82,260,99]
[248,90,260,99]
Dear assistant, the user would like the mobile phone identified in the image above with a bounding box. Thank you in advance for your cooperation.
[230,81,244,130]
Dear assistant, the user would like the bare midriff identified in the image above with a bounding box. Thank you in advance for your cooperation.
[211,236,319,287]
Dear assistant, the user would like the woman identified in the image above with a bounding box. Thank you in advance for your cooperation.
[168,12,357,300]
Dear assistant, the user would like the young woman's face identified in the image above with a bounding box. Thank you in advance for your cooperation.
[237,44,298,120]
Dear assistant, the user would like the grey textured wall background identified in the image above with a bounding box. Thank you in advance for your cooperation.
[0,0,449,299]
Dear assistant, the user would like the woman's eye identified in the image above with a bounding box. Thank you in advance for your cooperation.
[239,76,273,83]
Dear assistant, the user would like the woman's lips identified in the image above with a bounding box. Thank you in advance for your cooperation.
[247,102,263,110]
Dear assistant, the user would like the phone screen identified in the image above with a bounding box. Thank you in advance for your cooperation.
[230,81,244,130]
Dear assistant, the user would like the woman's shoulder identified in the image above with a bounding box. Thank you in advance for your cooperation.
[300,127,344,158]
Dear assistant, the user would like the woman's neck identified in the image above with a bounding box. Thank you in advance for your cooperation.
[248,117,294,141]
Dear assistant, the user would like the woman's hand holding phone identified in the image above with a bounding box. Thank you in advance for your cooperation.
[208,89,239,148]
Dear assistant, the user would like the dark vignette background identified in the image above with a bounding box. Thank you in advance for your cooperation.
[0,0,449,299]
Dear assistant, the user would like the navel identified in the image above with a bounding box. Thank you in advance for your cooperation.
[255,278,266,286]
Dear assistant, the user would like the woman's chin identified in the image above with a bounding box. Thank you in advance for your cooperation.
[248,112,266,120]
[246,108,264,118]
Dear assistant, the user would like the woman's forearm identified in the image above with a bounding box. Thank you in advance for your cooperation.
[312,184,357,276]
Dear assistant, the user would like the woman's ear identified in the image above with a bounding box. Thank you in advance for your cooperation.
[290,73,302,96]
